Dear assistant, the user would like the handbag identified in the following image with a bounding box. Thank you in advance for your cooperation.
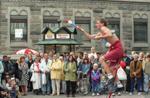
[117,67,127,80]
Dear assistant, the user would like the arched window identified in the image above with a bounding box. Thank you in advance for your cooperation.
[105,12,120,38]
[75,16,91,42]
[107,18,120,38]
[43,10,60,30]
[133,14,148,43]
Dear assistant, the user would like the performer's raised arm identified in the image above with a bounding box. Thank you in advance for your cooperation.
[94,32,103,40]
[77,26,96,40]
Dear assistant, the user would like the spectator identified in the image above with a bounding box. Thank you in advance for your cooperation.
[138,52,145,92]
[26,54,34,92]
[2,74,10,89]
[131,51,136,57]
[59,55,66,94]
[143,53,150,94]
[6,77,19,98]
[40,53,52,95]
[0,61,4,85]
[0,86,9,98]
[91,63,100,96]
[89,55,96,65]
[78,58,91,95]
[123,54,132,92]
[30,56,41,95]
[138,52,145,62]
[2,56,14,79]
[130,54,142,95]
[83,52,89,59]
[88,47,97,59]
[94,52,101,64]
[70,52,76,60]
[76,52,83,67]
[49,51,54,60]
[12,60,22,84]
[64,55,77,97]
[50,54,62,96]
[64,52,69,62]
[18,56,29,96]
[40,52,44,60]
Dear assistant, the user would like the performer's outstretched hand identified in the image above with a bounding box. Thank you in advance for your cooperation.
[76,26,85,32]
[76,26,96,40]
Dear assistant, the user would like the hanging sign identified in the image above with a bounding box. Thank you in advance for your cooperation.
[15,29,23,38]
[45,30,55,39]
[56,34,70,39]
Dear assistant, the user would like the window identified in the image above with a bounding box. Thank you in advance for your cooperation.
[75,17,91,42]
[134,19,148,43]
[106,18,120,38]
[43,16,60,30]
[10,15,27,42]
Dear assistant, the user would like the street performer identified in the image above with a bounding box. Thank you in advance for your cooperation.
[77,19,124,82]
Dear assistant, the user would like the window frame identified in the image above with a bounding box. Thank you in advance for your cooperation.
[43,16,60,29]
[106,18,120,38]
[75,17,91,42]
[10,15,28,42]
[133,18,148,43]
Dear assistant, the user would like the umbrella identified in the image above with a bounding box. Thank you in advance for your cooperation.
[16,48,38,55]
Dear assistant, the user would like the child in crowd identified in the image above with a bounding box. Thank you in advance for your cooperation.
[0,86,9,98]
[91,63,100,96]
[0,74,10,98]
[6,77,19,98]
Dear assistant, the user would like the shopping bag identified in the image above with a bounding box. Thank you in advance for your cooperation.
[42,73,47,85]
[30,72,35,82]
[117,67,127,80]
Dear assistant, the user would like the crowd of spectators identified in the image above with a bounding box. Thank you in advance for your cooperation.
[0,47,150,98]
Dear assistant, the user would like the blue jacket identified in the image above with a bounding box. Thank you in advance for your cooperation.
[78,63,91,75]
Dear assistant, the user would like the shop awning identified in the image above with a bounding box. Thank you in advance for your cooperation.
[35,39,82,45]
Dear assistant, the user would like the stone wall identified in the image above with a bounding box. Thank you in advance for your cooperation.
[0,0,150,54]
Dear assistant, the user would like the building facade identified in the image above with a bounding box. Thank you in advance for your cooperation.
[0,0,150,54]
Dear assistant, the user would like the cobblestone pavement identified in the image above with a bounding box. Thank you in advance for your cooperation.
[20,93,150,98]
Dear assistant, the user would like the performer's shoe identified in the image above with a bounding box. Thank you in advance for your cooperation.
[108,74,113,79]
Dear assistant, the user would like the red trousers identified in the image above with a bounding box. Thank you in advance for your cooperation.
[104,40,124,66]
